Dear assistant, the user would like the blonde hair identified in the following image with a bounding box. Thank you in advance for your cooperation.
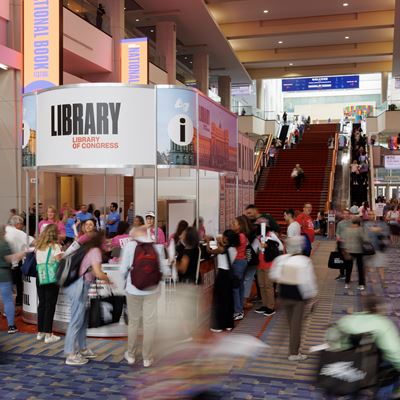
[36,224,58,251]
[46,205,59,222]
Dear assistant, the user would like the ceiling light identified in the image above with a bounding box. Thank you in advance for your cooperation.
[0,63,8,70]
[342,2,349,6]
[278,40,283,44]
[184,56,188,59]
[345,36,350,39]
[135,18,140,22]
[150,29,154,32]
[190,61,193,64]
[263,10,269,13]
[289,63,293,66]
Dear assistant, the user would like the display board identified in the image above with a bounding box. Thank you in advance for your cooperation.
[385,155,400,169]
[282,75,359,92]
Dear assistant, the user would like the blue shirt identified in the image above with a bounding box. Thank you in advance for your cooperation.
[107,211,120,233]
[65,217,76,238]
[76,212,92,222]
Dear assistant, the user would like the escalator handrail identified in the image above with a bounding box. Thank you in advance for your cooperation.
[325,132,339,211]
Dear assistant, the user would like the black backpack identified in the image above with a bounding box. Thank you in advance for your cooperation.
[263,239,280,262]
[57,245,88,287]
[245,243,259,267]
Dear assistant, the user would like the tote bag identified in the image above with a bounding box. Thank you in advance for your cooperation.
[36,247,59,285]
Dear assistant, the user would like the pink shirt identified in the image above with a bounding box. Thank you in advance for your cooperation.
[79,248,102,283]
[148,227,166,245]
[38,220,66,237]
[111,234,130,249]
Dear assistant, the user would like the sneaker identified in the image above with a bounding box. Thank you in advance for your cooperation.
[288,353,308,361]
[7,325,18,334]
[66,353,89,366]
[37,332,45,341]
[44,334,61,344]
[335,275,345,280]
[80,348,97,359]
[225,327,233,331]
[143,358,153,368]
[124,351,135,365]
[263,308,276,317]
[210,328,223,333]
[233,312,244,321]
[357,285,365,291]
[254,306,268,314]
[344,284,350,290]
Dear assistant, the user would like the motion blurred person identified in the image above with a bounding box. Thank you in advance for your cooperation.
[176,227,200,284]
[145,211,166,245]
[133,215,145,227]
[244,204,280,234]
[291,164,305,191]
[335,209,352,280]
[126,202,134,225]
[284,209,301,238]
[168,220,188,264]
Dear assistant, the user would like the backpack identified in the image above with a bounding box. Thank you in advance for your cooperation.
[56,245,88,287]
[263,239,280,262]
[131,242,161,290]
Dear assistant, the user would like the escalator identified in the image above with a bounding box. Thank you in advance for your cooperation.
[331,150,350,210]
[278,124,289,144]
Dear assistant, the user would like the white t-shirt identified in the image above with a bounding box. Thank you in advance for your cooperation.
[5,226,34,267]
[216,247,237,270]
[374,203,385,218]
[287,221,301,237]
[36,244,62,264]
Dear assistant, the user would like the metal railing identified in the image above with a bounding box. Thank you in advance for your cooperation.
[63,0,111,35]
[325,132,339,211]
[253,134,273,185]
[232,106,276,120]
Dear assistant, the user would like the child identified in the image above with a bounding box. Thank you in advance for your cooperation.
[206,230,240,332]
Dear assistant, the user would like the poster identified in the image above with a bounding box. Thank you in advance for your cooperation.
[36,85,156,167]
[22,94,37,167]
[156,87,197,166]
[198,93,237,172]
[219,175,226,233]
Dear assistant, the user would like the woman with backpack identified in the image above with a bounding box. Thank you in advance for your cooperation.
[206,230,239,332]
[35,224,63,344]
[64,231,111,366]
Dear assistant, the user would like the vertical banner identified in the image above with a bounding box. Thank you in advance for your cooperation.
[156,87,197,166]
[219,175,226,233]
[198,93,238,172]
[120,38,148,85]
[23,0,61,93]
[22,94,37,167]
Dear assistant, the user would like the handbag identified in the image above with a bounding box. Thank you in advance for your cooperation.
[36,248,59,285]
[328,251,345,269]
[245,243,259,267]
[21,251,37,277]
[362,241,375,256]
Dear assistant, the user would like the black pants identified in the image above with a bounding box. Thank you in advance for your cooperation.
[210,269,234,330]
[36,281,59,333]
[345,253,365,286]
[12,264,23,306]
[295,175,304,190]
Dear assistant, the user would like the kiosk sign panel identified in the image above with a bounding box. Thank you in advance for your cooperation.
[23,0,60,93]
[36,86,156,166]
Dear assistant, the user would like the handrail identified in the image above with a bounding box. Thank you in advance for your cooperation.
[325,132,339,211]
[368,143,375,209]
[254,134,273,185]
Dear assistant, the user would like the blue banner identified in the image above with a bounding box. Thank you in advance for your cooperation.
[282,75,359,92]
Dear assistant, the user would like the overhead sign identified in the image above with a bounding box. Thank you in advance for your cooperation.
[23,0,61,93]
[120,38,148,85]
[282,75,359,92]
[384,155,400,170]
[36,86,156,166]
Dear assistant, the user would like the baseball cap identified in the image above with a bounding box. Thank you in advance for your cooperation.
[145,211,155,218]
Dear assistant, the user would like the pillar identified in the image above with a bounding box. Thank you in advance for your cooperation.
[381,72,388,103]
[256,79,265,112]
[156,21,176,84]
[193,52,209,95]
[218,75,231,110]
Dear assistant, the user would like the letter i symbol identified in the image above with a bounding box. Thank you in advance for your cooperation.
[180,118,186,143]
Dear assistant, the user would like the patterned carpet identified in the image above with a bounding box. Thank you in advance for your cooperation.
[0,241,398,399]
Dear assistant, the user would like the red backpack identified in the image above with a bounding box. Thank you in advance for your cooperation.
[130,242,162,290]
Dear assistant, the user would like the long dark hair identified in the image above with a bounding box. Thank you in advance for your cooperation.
[236,215,251,237]
[82,231,104,252]
[183,226,199,249]
[223,229,240,248]
[173,220,189,243]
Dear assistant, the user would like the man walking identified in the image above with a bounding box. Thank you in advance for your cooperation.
[335,209,352,280]
[295,203,315,256]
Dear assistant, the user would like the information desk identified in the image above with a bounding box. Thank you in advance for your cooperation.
[22,258,216,338]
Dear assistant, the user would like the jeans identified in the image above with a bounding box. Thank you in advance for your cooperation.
[36,281,59,333]
[64,278,90,355]
[232,259,247,314]
[243,264,257,299]
[0,281,15,326]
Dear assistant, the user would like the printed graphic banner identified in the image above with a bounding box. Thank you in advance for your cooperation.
[23,0,60,93]
[121,38,148,85]
[22,94,37,167]
[36,86,156,166]
[198,93,238,172]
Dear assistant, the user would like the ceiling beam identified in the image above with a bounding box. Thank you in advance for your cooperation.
[247,61,392,79]
[221,10,394,39]
[237,41,393,64]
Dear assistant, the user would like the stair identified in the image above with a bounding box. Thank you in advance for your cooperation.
[255,124,337,224]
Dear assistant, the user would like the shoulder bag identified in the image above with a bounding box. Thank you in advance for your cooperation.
[37,247,59,285]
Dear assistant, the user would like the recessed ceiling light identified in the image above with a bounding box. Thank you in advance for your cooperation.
[185,56,188,59]
[345,36,350,39]
[150,29,154,32]
[190,61,193,64]
[289,63,293,66]
[343,2,349,6]
[263,10,269,13]
[135,18,140,22]
[278,41,283,44]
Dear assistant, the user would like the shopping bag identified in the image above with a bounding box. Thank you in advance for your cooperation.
[36,248,58,285]
[328,251,345,269]
[22,252,37,277]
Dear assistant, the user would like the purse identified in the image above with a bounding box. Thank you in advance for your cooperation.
[328,251,345,269]
[21,251,37,277]
[36,248,59,285]
[362,241,375,256]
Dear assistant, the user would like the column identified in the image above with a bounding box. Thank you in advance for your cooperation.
[381,72,388,103]
[156,21,176,84]
[256,79,265,112]
[218,75,231,110]
[193,52,209,95]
